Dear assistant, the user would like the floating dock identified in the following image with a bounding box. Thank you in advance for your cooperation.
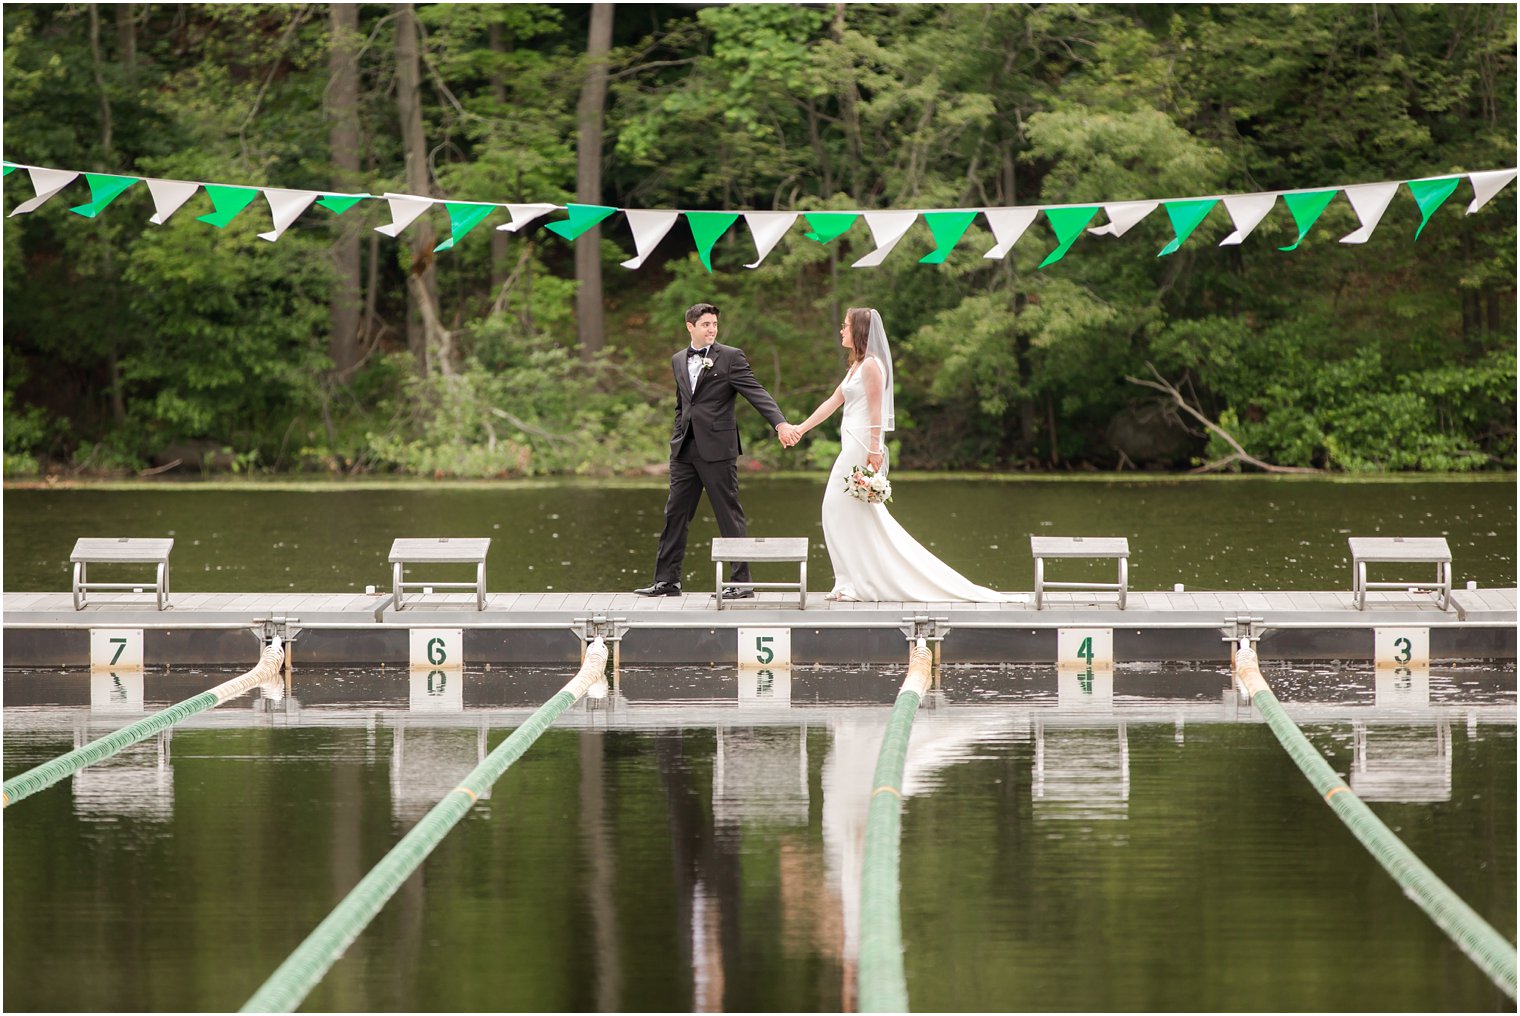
[4,587,1514,667]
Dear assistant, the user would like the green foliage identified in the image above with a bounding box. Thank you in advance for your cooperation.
[2,3,1514,476]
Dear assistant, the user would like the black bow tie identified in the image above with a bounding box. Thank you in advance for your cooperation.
[687,347,708,358]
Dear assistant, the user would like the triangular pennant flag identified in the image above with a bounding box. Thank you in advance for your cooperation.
[1277,189,1337,251]
[686,211,739,272]
[497,203,559,233]
[9,167,78,215]
[1218,193,1275,246]
[2,164,16,176]
[619,210,679,269]
[1466,169,1517,215]
[743,212,797,268]
[316,193,369,214]
[1338,183,1399,244]
[1406,176,1460,239]
[851,211,918,268]
[1157,198,1217,256]
[373,193,434,237]
[802,212,857,244]
[69,173,138,218]
[1087,201,1158,237]
[1037,206,1099,268]
[196,184,260,228]
[919,210,977,264]
[982,207,1039,259]
[434,202,496,251]
[545,203,617,241]
[258,188,319,241]
[145,178,200,224]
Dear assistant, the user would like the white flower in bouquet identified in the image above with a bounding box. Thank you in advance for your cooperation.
[845,464,893,504]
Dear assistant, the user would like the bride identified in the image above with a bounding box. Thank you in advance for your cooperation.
[786,308,1022,602]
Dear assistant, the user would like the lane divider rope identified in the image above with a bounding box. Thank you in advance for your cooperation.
[1235,642,1516,1000]
[240,638,611,1014]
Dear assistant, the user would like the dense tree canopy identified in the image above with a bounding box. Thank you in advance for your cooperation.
[3,3,1515,476]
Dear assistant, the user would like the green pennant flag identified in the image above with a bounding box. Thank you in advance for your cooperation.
[686,211,739,272]
[69,173,139,218]
[196,184,260,228]
[919,211,977,264]
[434,202,496,252]
[317,194,369,214]
[1406,176,1461,239]
[2,164,16,177]
[1157,198,1217,256]
[1277,189,1337,251]
[1038,206,1100,268]
[802,212,857,244]
[545,203,617,241]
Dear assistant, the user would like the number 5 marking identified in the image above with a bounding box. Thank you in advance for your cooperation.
[755,636,774,665]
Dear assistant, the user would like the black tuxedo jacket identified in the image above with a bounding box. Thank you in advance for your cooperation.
[670,342,785,462]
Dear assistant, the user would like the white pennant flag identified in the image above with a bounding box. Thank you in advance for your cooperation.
[1338,182,1398,244]
[258,188,319,242]
[145,178,201,224]
[1218,193,1277,246]
[373,192,434,237]
[1087,201,1158,237]
[851,211,918,268]
[9,167,79,216]
[982,207,1040,259]
[1466,169,1517,215]
[619,209,679,269]
[743,212,798,268]
[497,202,559,233]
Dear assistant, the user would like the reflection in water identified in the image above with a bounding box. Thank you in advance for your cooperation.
[1351,720,1453,803]
[3,660,1513,1012]
[89,671,144,714]
[713,725,808,828]
[1033,720,1131,823]
[72,728,174,823]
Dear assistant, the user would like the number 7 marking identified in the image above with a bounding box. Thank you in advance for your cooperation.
[109,637,128,665]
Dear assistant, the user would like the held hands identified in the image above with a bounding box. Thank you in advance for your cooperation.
[777,422,803,448]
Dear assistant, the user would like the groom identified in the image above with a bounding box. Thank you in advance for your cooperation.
[635,302,799,599]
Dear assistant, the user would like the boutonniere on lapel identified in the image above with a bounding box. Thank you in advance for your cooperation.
[700,356,714,370]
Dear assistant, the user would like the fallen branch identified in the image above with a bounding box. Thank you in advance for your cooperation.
[1124,363,1321,474]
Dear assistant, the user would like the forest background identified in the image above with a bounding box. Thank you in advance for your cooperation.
[3,3,1515,479]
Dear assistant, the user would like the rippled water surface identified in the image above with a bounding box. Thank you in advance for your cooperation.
[3,663,1514,1012]
[3,475,1514,592]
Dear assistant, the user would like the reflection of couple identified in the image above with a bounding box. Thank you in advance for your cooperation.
[634,302,1016,602]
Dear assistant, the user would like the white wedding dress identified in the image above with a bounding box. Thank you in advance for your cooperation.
[822,358,1020,602]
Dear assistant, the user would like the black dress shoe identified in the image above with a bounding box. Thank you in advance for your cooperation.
[721,586,756,599]
[634,581,682,596]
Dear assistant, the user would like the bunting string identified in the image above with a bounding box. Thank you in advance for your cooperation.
[3,158,1514,273]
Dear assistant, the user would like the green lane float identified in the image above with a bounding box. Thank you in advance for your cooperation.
[241,638,611,1014]
[858,639,934,1013]
[1235,642,1516,1000]
[2,640,285,808]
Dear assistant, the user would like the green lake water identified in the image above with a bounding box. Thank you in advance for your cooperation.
[2,477,1515,1011]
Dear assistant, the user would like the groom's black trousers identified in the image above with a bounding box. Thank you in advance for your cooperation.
[654,440,750,586]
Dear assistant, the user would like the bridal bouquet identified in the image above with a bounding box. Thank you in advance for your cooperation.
[845,464,893,504]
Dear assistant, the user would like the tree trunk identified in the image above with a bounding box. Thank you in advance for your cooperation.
[488,21,512,294]
[574,4,614,363]
[327,3,364,379]
[395,2,451,374]
[89,5,127,427]
[116,5,136,82]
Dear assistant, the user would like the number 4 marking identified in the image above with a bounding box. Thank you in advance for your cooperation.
[1077,637,1094,664]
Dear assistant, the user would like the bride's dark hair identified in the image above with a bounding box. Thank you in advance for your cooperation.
[844,307,872,366]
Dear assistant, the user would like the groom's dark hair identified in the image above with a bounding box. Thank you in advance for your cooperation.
[685,302,720,324]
